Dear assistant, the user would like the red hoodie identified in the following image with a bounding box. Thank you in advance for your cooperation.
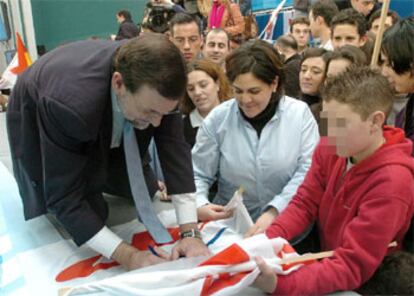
[266,127,414,295]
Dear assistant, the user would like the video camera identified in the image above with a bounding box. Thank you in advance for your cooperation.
[142,3,176,33]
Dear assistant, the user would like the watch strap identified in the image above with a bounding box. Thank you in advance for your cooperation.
[180,229,202,239]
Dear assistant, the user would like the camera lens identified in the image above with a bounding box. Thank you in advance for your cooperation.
[148,6,175,33]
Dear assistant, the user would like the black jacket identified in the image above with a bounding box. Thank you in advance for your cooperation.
[6,40,195,245]
[284,53,301,99]
[115,20,139,40]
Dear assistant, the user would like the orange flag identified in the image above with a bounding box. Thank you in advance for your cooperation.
[10,32,32,75]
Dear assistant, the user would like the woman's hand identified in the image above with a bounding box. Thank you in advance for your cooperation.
[197,204,234,221]
[245,207,278,237]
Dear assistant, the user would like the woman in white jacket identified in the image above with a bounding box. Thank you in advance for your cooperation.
[193,39,320,236]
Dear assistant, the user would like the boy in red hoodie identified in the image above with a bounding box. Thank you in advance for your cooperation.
[253,66,414,295]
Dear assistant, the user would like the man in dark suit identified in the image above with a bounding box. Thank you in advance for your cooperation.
[112,10,140,40]
[6,33,209,270]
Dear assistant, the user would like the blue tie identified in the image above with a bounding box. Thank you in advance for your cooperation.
[123,121,173,243]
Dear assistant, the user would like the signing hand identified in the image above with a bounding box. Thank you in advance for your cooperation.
[245,207,278,238]
[171,237,211,260]
[112,242,170,271]
[253,256,278,293]
[197,204,234,221]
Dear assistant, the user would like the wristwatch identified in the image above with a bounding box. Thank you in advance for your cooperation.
[180,229,202,240]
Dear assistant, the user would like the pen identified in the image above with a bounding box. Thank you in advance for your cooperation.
[206,227,227,247]
[148,245,160,257]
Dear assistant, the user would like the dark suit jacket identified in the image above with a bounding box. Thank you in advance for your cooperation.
[182,115,198,148]
[115,20,139,40]
[6,40,195,245]
[283,53,301,99]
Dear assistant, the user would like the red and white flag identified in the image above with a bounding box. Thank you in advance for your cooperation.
[259,0,286,41]
[0,32,32,89]
[61,235,305,296]
[12,190,310,296]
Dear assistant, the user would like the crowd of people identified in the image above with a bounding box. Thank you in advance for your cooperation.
[4,0,414,295]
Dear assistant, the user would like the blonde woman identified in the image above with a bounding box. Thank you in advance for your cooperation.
[181,58,232,147]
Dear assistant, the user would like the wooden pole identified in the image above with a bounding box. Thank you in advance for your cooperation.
[370,0,391,67]
[279,241,397,265]
[279,250,334,265]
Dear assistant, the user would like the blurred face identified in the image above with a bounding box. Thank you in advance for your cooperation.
[322,100,380,161]
[186,70,220,117]
[351,0,375,16]
[332,24,365,49]
[300,57,326,95]
[171,22,202,62]
[370,16,393,36]
[233,72,278,118]
[112,72,178,129]
[326,58,351,79]
[381,53,414,94]
[308,10,320,38]
[291,23,310,49]
[203,31,229,66]
[116,14,125,23]
[230,40,240,51]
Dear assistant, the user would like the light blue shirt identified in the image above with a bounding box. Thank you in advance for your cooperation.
[192,97,320,220]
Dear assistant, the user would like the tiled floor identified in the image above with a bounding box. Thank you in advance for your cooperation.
[0,113,12,173]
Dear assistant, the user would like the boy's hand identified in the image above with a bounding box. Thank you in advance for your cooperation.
[253,256,277,293]
[245,207,278,237]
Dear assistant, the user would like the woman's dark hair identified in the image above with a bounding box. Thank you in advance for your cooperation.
[181,59,232,115]
[300,47,329,67]
[381,16,414,75]
[225,39,285,102]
